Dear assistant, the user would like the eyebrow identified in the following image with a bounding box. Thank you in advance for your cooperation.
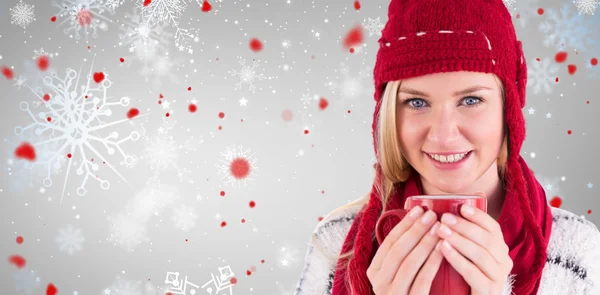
[398,85,493,97]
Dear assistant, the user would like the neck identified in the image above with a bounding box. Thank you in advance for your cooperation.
[420,163,506,220]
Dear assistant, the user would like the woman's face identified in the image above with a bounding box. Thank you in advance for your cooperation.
[396,71,504,193]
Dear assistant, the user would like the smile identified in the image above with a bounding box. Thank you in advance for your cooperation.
[424,151,473,170]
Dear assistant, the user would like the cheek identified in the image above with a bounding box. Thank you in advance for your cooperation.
[397,116,425,154]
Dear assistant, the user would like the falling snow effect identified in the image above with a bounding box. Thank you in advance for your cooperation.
[573,0,600,15]
[539,4,598,51]
[136,0,200,53]
[326,62,370,106]
[216,144,259,188]
[33,48,58,60]
[13,63,141,202]
[228,57,267,93]
[55,224,85,255]
[10,0,36,29]
[171,205,198,231]
[362,17,384,37]
[502,0,516,9]
[506,0,539,28]
[52,0,113,42]
[527,57,559,95]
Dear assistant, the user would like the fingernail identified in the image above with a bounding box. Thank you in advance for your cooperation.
[443,240,452,250]
[462,204,475,216]
[435,240,441,251]
[441,213,457,225]
[421,210,434,224]
[409,206,423,218]
[439,224,452,237]
[429,222,439,236]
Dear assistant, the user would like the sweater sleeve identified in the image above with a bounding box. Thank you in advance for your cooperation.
[294,207,360,295]
[582,219,600,294]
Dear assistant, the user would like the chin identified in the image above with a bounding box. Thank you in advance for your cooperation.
[420,172,476,194]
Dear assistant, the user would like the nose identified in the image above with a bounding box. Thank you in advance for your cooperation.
[426,108,461,149]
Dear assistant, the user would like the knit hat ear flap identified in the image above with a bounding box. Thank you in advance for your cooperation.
[515,40,527,109]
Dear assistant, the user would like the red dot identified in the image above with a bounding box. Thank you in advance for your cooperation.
[354,0,361,10]
[591,58,598,66]
[586,100,590,104]
[536,57,541,62]
[188,86,192,91]
[93,72,105,83]
[349,48,355,53]
[304,129,309,134]
[218,125,223,130]
[567,129,572,135]
[241,218,245,223]
[246,270,252,276]
[37,55,49,71]
[201,0,212,12]
[218,112,225,118]
[16,236,24,244]
[249,38,263,52]
[554,51,568,63]
[342,25,364,50]
[261,259,265,263]
[127,108,140,119]
[165,112,170,117]
[158,100,162,104]
[1,66,14,80]
[159,93,164,98]
[8,255,26,269]
[318,97,329,110]
[347,110,351,113]
[230,277,237,284]
[231,158,250,179]
[568,64,577,75]
[47,117,52,122]
[67,153,72,158]
[221,221,227,227]
[188,104,197,113]
[555,77,559,83]
[537,8,544,15]
[588,209,592,214]
[46,283,58,295]
[119,57,125,63]
[220,191,225,197]
[43,94,51,101]
[318,216,323,221]
[185,239,188,242]
[249,200,256,208]
[50,16,57,22]
[549,196,562,208]
[143,0,151,6]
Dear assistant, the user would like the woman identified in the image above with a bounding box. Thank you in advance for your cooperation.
[294,0,600,294]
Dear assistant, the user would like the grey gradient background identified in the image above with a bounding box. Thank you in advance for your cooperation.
[0,0,599,294]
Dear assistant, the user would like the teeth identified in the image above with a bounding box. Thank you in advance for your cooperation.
[428,152,469,163]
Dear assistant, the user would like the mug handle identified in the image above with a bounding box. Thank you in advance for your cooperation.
[375,209,409,245]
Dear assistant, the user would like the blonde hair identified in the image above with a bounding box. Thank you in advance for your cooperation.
[311,74,508,271]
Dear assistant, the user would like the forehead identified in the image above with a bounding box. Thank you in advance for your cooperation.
[398,71,501,95]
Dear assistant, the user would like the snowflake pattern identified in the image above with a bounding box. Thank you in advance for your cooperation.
[573,0,600,15]
[12,269,41,295]
[362,17,383,37]
[55,224,85,255]
[52,0,113,42]
[326,62,370,105]
[228,57,266,93]
[136,0,200,53]
[13,64,141,201]
[506,0,539,28]
[527,57,559,95]
[502,0,516,9]
[539,4,598,51]
[171,205,198,231]
[10,0,36,29]
[33,48,58,60]
[119,6,170,54]
[215,144,259,188]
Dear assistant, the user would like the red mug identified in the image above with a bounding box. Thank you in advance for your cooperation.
[375,194,487,295]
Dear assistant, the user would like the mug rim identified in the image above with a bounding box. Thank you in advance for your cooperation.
[411,194,482,199]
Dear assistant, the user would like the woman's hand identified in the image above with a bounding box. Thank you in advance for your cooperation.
[367,206,445,295]
[435,195,513,295]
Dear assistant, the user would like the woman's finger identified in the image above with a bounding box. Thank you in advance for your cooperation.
[408,240,445,295]
[439,239,491,291]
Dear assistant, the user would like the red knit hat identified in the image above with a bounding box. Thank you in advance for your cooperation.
[332,0,553,294]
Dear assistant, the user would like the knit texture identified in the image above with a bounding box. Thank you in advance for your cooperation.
[330,0,554,294]
[295,204,600,295]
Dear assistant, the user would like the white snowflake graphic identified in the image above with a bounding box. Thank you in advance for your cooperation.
[12,269,41,295]
[277,245,300,268]
[171,205,198,231]
[502,0,516,9]
[55,224,85,255]
[108,178,180,252]
[216,144,259,188]
[13,74,28,90]
[106,276,142,295]
[539,4,598,51]
[527,57,559,95]
[574,0,599,15]
[300,93,317,107]
[362,17,383,37]
[136,0,200,53]
[282,39,292,49]
[165,271,203,295]
[33,48,58,60]
[119,6,170,54]
[52,0,113,42]
[10,0,36,29]
[13,63,141,202]
[228,57,267,93]
[326,62,370,104]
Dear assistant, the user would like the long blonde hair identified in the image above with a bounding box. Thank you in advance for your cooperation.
[311,75,508,270]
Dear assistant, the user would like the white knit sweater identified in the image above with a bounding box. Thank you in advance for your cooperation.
[294,198,600,295]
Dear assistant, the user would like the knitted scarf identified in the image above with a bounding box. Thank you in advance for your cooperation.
[331,155,553,294]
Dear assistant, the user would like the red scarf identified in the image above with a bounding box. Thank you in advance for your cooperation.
[332,155,553,295]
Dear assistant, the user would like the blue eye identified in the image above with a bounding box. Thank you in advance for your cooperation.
[402,96,484,110]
